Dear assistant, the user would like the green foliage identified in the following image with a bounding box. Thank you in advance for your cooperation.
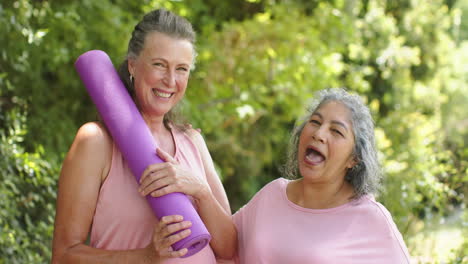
[0,108,58,263]
[0,0,141,157]
[0,0,466,263]
[188,2,359,207]
[329,0,468,232]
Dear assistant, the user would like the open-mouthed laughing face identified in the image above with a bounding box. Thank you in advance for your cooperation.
[298,101,357,184]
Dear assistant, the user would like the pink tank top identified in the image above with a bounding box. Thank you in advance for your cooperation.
[90,128,216,263]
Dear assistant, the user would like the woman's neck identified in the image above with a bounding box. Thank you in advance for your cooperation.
[142,113,165,132]
[287,178,354,209]
[142,114,175,155]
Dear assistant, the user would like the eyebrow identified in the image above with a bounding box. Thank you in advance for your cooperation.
[311,112,349,132]
[150,57,190,66]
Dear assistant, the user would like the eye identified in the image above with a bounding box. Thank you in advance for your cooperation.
[331,128,344,137]
[153,62,166,68]
[176,66,189,72]
[309,119,321,126]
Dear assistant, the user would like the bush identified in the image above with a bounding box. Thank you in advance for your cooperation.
[0,107,58,263]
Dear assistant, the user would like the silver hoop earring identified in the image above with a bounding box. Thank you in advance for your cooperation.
[130,74,134,84]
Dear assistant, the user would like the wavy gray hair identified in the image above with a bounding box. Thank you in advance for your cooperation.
[282,88,381,198]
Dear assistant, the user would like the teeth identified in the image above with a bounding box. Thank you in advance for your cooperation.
[154,90,172,98]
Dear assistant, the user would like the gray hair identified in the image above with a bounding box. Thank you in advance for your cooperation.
[282,88,382,198]
[117,8,196,131]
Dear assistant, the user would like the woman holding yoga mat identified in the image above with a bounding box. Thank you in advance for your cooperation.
[231,88,411,264]
[52,9,235,264]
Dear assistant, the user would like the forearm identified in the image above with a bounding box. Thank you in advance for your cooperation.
[53,243,162,264]
[196,190,237,259]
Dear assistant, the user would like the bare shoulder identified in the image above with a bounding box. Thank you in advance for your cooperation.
[75,122,112,145]
[74,121,112,157]
[65,122,113,180]
[53,122,114,259]
[73,122,113,153]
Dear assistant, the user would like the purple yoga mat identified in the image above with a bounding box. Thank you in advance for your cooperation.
[75,50,211,257]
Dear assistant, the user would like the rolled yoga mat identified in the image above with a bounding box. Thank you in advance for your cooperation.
[74,50,211,257]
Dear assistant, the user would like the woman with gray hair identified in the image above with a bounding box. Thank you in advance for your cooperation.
[52,9,235,263]
[231,88,411,263]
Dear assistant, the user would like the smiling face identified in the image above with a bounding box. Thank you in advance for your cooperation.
[298,101,357,184]
[128,31,194,119]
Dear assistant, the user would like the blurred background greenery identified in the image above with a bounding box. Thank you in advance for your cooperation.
[0,0,467,263]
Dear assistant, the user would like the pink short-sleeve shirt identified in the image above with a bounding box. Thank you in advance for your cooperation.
[233,178,411,264]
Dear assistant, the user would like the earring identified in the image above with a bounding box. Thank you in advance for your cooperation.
[130,74,134,84]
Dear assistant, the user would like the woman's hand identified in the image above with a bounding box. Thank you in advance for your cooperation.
[146,215,192,260]
[138,148,210,200]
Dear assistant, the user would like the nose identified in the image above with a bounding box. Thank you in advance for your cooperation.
[311,127,326,143]
[163,69,176,87]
